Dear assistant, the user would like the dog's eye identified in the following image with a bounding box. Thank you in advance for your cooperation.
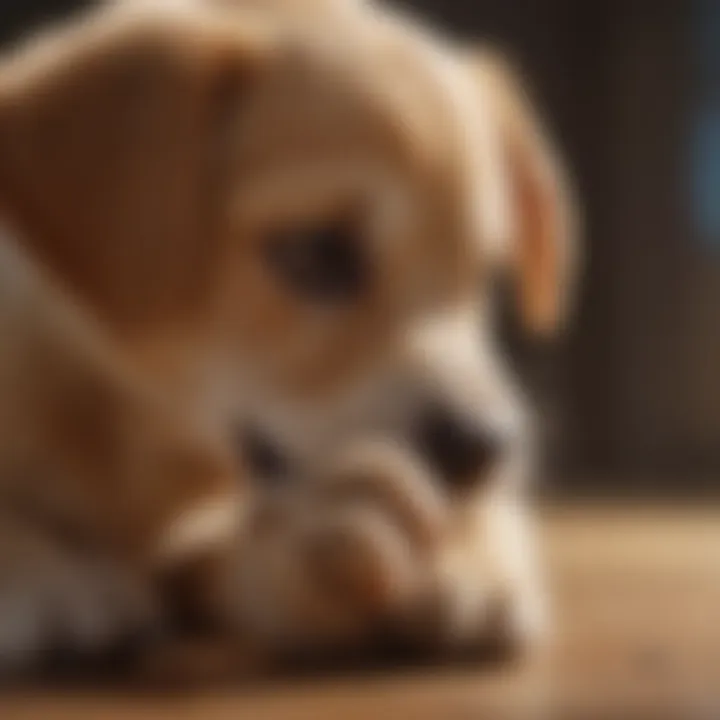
[264,219,368,302]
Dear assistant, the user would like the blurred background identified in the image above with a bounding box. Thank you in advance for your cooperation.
[410,0,720,499]
[2,0,717,500]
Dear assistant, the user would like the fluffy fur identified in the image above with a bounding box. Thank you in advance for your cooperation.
[0,0,575,675]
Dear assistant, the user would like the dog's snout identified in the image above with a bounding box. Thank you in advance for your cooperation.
[416,407,505,487]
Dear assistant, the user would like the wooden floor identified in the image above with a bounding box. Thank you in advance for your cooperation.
[1,505,719,719]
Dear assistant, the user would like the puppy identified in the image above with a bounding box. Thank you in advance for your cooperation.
[0,0,576,674]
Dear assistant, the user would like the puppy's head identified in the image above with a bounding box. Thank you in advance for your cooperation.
[210,8,577,494]
[0,2,576,497]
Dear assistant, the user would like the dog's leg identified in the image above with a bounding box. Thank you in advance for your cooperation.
[223,441,451,663]
[131,445,546,680]
[227,443,546,666]
[434,480,547,659]
[0,235,246,674]
[0,232,242,570]
[481,493,548,651]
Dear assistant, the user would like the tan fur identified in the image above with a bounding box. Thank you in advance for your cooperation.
[0,0,575,673]
[465,49,578,334]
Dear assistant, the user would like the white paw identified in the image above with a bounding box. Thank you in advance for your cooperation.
[0,515,155,676]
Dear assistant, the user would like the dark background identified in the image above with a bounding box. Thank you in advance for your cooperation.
[2,0,718,498]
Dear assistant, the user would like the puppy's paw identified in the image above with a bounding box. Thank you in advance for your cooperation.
[235,441,449,658]
[234,441,545,667]
[316,441,448,552]
[442,497,549,662]
[308,441,448,610]
[466,582,548,664]
[301,505,418,617]
[0,514,156,678]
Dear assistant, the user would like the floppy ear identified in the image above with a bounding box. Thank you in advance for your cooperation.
[467,50,579,336]
[0,6,267,331]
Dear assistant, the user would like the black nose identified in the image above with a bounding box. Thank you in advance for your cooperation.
[416,407,504,486]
